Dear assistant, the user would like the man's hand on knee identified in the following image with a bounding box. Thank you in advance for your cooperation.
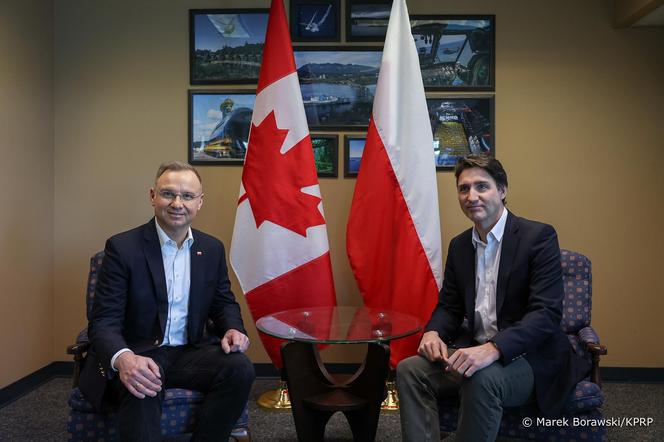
[116,352,162,399]
[418,331,449,363]
[221,329,250,354]
[447,343,500,377]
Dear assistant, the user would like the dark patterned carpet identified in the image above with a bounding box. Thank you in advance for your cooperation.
[0,377,662,441]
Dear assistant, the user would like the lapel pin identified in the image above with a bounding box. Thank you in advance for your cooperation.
[196,251,203,256]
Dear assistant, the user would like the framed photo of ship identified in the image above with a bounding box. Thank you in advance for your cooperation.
[290,0,341,42]
[346,0,392,42]
[190,9,269,84]
[188,90,256,165]
[344,135,366,177]
[311,134,339,177]
[294,46,382,130]
[426,96,494,170]
[411,15,495,91]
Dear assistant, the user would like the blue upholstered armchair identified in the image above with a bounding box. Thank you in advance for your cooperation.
[66,251,251,441]
[438,249,608,441]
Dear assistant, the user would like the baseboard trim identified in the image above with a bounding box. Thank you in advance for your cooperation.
[601,367,664,383]
[0,361,74,408]
[2,362,662,408]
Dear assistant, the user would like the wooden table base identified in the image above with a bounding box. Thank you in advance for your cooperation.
[281,342,390,442]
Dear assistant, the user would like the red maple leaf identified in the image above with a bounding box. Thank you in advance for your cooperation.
[240,111,325,236]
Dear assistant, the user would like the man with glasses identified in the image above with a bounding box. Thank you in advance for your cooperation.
[79,161,254,441]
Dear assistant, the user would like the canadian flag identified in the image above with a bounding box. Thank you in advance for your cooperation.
[346,0,442,367]
[230,0,336,367]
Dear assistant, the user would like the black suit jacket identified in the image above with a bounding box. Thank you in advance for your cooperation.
[425,212,589,416]
[79,220,246,411]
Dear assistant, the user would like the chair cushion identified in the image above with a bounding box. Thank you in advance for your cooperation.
[69,387,205,413]
[564,380,603,414]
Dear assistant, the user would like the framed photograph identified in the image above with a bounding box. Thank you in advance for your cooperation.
[294,46,382,130]
[344,135,366,177]
[290,0,340,42]
[411,15,495,91]
[346,0,392,42]
[188,90,256,165]
[189,9,268,84]
[311,134,339,177]
[427,96,494,170]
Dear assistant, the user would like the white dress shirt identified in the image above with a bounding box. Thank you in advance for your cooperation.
[155,219,193,346]
[471,208,508,344]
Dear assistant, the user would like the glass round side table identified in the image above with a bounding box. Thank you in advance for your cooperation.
[256,306,422,442]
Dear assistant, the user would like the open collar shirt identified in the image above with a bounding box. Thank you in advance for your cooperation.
[155,218,194,347]
[471,207,508,344]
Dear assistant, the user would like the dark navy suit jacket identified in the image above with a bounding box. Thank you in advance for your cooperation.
[425,212,589,416]
[79,220,246,411]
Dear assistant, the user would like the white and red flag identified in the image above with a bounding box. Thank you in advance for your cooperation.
[229,0,336,368]
[346,0,442,367]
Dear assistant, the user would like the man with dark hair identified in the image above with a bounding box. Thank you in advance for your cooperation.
[79,161,254,441]
[397,154,589,441]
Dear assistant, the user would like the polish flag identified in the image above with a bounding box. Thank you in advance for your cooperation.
[230,0,336,367]
[346,0,442,367]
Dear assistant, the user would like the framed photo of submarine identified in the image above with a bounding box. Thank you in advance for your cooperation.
[293,46,382,130]
[188,90,256,165]
[311,134,339,177]
[346,0,392,42]
[426,96,494,170]
[411,15,495,91]
[290,0,340,42]
[344,135,366,177]
[189,9,269,84]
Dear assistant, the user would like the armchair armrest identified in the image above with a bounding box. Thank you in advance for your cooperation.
[67,341,90,356]
[578,326,607,388]
[578,326,599,345]
[67,337,90,388]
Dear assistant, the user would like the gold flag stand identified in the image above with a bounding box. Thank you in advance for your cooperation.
[257,380,291,409]
[381,380,399,411]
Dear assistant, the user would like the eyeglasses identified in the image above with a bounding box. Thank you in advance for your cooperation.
[157,190,202,202]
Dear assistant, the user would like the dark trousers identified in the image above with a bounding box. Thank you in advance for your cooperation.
[110,343,254,442]
[397,353,534,442]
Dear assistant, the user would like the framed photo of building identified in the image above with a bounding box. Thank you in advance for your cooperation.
[189,9,269,84]
[344,135,366,177]
[294,46,382,130]
[426,96,494,170]
[311,134,339,177]
[346,0,392,42]
[188,90,256,165]
[411,15,495,91]
[290,0,341,42]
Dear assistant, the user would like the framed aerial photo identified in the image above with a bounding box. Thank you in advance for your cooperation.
[346,0,392,42]
[188,90,256,165]
[426,96,494,170]
[294,46,382,130]
[344,135,366,177]
[189,9,268,84]
[311,134,339,177]
[411,15,495,91]
[290,0,340,42]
